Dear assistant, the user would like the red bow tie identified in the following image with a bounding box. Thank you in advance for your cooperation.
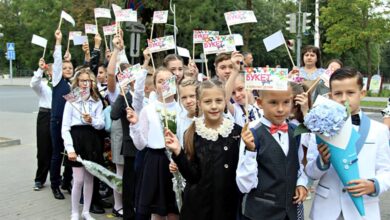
[270,123,288,134]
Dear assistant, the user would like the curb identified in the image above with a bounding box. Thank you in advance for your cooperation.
[361,106,382,113]
[0,137,21,147]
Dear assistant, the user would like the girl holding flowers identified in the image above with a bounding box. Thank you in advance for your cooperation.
[61,68,105,220]
[164,79,242,220]
[126,67,180,220]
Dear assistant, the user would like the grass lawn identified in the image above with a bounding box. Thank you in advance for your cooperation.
[361,101,387,108]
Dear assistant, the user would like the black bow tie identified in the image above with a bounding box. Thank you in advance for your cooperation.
[352,114,360,126]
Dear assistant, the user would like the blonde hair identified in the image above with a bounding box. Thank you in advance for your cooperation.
[72,67,100,101]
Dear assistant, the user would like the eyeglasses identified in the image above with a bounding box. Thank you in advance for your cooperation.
[79,80,92,85]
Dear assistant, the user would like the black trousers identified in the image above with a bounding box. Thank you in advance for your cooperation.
[123,156,136,219]
[50,118,72,188]
[34,109,52,184]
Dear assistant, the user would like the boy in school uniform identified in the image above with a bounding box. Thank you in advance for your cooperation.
[238,85,308,220]
[305,67,390,220]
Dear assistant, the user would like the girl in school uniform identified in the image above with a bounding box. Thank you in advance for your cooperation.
[61,68,105,220]
[164,54,184,83]
[164,79,242,220]
[225,52,262,127]
[177,78,199,146]
[127,67,181,220]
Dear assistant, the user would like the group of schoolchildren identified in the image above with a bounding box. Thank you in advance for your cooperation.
[30,25,390,220]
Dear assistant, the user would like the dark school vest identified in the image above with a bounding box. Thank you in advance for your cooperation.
[242,124,299,220]
[51,78,70,119]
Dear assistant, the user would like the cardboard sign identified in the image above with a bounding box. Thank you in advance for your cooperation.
[117,64,142,87]
[31,35,47,48]
[112,4,122,14]
[162,75,177,99]
[177,46,191,58]
[73,36,88,46]
[245,67,289,91]
[85,24,98,35]
[115,9,137,22]
[153,10,169,24]
[193,30,219,44]
[61,11,75,26]
[69,31,82,40]
[233,34,243,46]
[202,35,236,55]
[147,36,176,53]
[320,68,335,88]
[103,24,117,36]
[64,87,90,102]
[224,10,257,26]
[263,30,285,52]
[94,8,111,19]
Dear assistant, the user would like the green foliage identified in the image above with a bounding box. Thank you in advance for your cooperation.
[294,123,310,137]
[320,0,390,75]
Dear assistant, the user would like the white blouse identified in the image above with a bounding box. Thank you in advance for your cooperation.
[130,100,181,150]
[177,109,193,147]
[30,68,52,109]
[61,97,105,153]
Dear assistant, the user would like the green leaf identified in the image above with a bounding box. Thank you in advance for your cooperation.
[345,99,351,117]
[294,124,310,137]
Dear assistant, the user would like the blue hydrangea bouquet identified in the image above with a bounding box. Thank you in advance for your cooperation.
[295,95,365,216]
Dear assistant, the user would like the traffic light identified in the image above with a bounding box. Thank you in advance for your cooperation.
[302,13,312,33]
[286,13,297,33]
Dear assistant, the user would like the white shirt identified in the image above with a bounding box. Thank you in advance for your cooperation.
[30,68,52,109]
[61,97,105,153]
[177,108,193,147]
[130,100,181,150]
[52,45,63,87]
[236,117,308,193]
[232,103,262,127]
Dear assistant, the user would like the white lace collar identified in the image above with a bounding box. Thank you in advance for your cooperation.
[194,117,234,141]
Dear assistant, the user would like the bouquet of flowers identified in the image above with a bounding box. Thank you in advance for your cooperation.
[295,96,365,216]
[156,108,185,211]
[76,156,122,193]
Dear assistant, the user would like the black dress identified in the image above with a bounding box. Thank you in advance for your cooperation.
[172,124,242,220]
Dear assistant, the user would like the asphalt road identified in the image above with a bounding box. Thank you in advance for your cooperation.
[0,85,38,113]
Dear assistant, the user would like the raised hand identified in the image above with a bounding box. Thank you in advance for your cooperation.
[126,107,138,124]
[64,50,72,61]
[164,128,181,156]
[231,51,244,71]
[294,92,309,116]
[38,58,46,70]
[55,29,62,45]
[241,123,255,151]
[82,42,90,55]
[112,34,124,50]
[94,33,102,49]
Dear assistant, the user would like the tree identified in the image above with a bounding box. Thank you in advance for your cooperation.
[320,0,390,76]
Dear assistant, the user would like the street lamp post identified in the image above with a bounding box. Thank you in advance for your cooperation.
[0,24,3,76]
